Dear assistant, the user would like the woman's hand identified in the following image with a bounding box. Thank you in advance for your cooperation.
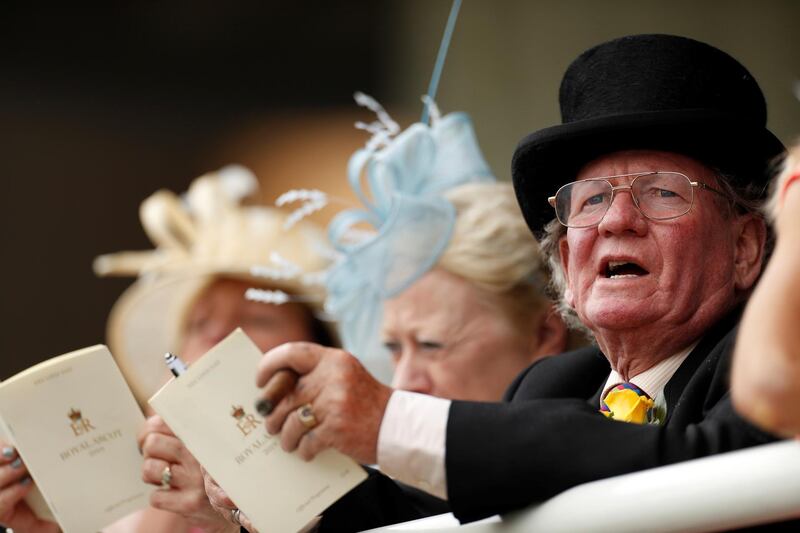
[201,468,259,533]
[138,416,237,533]
[0,442,60,533]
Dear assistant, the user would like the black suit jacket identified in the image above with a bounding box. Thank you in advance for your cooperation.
[321,313,787,530]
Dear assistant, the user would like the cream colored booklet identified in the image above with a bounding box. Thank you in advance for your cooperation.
[0,345,150,533]
[149,328,367,533]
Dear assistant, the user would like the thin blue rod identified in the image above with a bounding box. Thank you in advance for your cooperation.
[421,0,463,124]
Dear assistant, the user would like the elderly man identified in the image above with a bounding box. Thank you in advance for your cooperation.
[248,34,787,530]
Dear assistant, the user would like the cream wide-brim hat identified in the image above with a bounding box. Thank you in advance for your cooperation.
[94,166,332,405]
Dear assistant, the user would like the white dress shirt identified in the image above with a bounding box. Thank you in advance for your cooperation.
[376,343,698,500]
[377,390,450,500]
[600,342,697,403]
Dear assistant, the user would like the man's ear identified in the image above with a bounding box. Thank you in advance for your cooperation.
[558,237,575,307]
[529,306,569,361]
[734,213,767,291]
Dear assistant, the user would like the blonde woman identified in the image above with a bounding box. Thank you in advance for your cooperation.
[297,104,579,403]
[383,181,577,402]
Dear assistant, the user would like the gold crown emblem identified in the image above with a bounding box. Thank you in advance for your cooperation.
[231,405,245,419]
[68,408,82,422]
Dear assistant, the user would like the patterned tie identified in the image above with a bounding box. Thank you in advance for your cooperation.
[600,383,654,424]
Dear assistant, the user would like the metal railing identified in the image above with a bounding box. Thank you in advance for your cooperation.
[371,440,800,532]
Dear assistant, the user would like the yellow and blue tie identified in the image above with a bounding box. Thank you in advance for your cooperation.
[600,383,654,424]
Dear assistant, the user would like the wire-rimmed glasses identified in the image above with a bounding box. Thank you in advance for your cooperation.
[547,171,727,228]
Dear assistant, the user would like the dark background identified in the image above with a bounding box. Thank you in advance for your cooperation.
[1,1,799,377]
[0,2,390,375]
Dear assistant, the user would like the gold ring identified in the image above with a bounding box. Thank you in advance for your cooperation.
[297,403,317,429]
[161,465,172,489]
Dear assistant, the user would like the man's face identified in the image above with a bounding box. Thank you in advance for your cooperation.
[558,150,748,336]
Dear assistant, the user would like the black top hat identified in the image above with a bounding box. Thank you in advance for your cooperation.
[511,34,786,235]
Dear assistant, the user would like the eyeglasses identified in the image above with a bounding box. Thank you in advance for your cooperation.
[547,171,728,228]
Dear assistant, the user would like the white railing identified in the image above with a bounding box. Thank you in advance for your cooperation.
[371,440,800,532]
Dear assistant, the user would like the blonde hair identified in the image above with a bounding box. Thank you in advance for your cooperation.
[438,182,565,343]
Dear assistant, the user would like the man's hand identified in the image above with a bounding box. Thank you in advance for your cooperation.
[256,342,393,465]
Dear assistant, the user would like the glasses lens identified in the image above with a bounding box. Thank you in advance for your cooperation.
[556,179,612,227]
[633,172,693,219]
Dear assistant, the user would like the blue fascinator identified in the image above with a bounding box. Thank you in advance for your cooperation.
[265,0,484,381]
[318,95,495,382]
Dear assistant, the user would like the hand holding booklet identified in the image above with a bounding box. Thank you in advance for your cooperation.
[0,345,150,533]
[149,328,367,533]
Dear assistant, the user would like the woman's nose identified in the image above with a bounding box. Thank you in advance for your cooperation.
[391,351,433,395]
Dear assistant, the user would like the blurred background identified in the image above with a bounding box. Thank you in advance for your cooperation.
[1,1,799,377]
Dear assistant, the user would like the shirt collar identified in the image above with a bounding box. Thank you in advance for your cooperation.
[601,340,699,402]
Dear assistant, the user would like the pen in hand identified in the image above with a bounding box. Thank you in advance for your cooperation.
[164,352,188,377]
[255,369,299,416]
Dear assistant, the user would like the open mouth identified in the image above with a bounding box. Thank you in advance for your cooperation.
[604,260,649,279]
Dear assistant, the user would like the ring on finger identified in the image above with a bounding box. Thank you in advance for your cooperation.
[161,465,173,489]
[297,403,317,429]
[231,507,242,525]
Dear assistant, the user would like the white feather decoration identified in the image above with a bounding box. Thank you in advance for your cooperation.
[244,288,291,305]
[250,253,300,281]
[353,91,400,150]
[275,189,329,229]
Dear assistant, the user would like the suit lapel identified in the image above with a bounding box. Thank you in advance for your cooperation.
[663,311,741,424]
[663,339,711,423]
[588,378,605,408]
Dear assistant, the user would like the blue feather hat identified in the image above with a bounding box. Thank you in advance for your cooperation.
[306,95,496,381]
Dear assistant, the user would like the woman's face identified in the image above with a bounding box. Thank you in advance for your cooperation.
[180,278,315,362]
[382,268,547,401]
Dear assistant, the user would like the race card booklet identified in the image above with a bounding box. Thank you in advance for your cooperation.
[0,345,150,533]
[149,328,367,533]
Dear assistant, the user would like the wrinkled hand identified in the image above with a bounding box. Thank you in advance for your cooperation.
[257,342,393,465]
[0,442,60,533]
[138,416,235,533]
[201,467,258,533]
